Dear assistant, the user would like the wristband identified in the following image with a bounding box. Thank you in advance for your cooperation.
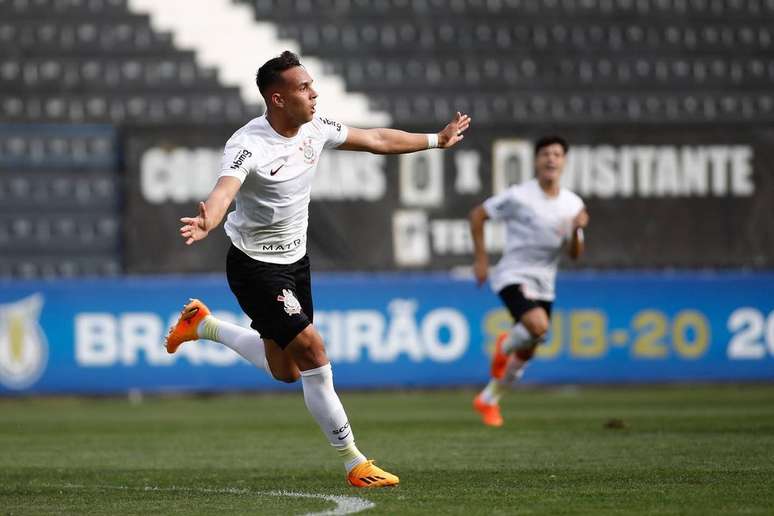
[426,133,439,149]
[575,227,585,243]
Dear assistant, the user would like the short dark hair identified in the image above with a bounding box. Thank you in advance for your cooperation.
[256,50,301,98]
[534,135,569,155]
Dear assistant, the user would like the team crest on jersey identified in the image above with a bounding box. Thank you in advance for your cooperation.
[299,137,316,164]
[0,294,49,390]
[277,289,302,315]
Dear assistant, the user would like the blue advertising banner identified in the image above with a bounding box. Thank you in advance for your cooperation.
[0,272,772,395]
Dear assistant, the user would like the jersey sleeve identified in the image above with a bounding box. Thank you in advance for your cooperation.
[482,187,519,220]
[218,139,255,184]
[315,116,349,149]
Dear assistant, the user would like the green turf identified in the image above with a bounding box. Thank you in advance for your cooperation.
[1,385,773,515]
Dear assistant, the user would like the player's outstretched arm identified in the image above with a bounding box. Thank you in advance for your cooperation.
[470,204,490,286]
[179,176,241,245]
[338,112,471,154]
[568,208,589,260]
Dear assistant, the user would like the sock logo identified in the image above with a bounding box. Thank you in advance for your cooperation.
[333,421,351,441]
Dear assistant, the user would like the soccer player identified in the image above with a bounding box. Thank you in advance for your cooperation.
[471,136,588,427]
[165,51,471,487]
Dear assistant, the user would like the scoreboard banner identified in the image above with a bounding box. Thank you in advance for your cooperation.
[1,272,772,395]
[122,125,774,272]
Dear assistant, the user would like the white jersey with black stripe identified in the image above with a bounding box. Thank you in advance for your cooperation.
[218,115,348,264]
[483,179,584,301]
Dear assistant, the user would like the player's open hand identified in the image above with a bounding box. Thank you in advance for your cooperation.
[437,112,471,148]
[179,201,210,245]
[572,208,590,230]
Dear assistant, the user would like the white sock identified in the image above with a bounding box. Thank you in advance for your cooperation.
[197,315,268,371]
[301,363,367,472]
[503,355,527,384]
[480,378,507,405]
[502,323,533,354]
[337,442,368,473]
[480,356,528,404]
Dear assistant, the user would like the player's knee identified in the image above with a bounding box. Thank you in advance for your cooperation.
[274,371,300,383]
[525,319,548,340]
[266,361,301,383]
[522,307,550,339]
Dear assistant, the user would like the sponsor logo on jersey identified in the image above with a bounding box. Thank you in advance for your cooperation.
[0,294,49,390]
[261,238,303,252]
[230,149,252,170]
[320,117,342,132]
[277,289,302,315]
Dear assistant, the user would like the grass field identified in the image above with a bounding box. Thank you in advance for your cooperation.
[1,384,773,515]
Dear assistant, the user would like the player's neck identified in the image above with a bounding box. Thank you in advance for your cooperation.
[537,178,560,197]
[266,111,301,138]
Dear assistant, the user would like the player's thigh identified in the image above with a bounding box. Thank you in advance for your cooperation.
[226,245,312,348]
[293,255,314,323]
[498,284,550,337]
[499,284,541,321]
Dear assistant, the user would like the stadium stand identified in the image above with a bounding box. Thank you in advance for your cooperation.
[0,0,259,277]
[0,124,120,277]
[0,0,254,124]
[1,0,772,276]
[243,0,774,125]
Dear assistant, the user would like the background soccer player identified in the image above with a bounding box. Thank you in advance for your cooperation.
[471,135,588,427]
[165,51,470,487]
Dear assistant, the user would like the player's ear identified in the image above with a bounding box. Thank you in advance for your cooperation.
[271,91,284,109]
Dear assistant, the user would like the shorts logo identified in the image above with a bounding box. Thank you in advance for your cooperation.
[277,289,302,316]
[0,294,49,390]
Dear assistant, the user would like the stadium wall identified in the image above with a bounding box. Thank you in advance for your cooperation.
[125,125,774,272]
[1,272,772,395]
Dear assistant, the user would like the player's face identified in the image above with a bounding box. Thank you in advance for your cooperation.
[279,66,317,125]
[535,143,566,183]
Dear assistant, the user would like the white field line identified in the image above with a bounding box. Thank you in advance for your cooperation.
[41,484,375,516]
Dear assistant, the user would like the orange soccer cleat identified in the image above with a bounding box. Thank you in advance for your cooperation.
[473,393,503,427]
[165,298,211,354]
[490,332,510,380]
[347,460,400,488]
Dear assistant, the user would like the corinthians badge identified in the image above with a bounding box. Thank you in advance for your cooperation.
[300,137,316,164]
[277,289,302,316]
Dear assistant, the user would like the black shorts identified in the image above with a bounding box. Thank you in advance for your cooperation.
[226,245,313,348]
[498,284,553,322]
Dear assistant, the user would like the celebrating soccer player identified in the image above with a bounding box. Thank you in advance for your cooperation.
[166,51,470,487]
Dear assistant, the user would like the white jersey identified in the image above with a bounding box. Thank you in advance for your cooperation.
[483,179,584,301]
[218,115,348,264]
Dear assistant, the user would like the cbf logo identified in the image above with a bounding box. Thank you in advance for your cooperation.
[0,294,49,390]
[300,137,316,164]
